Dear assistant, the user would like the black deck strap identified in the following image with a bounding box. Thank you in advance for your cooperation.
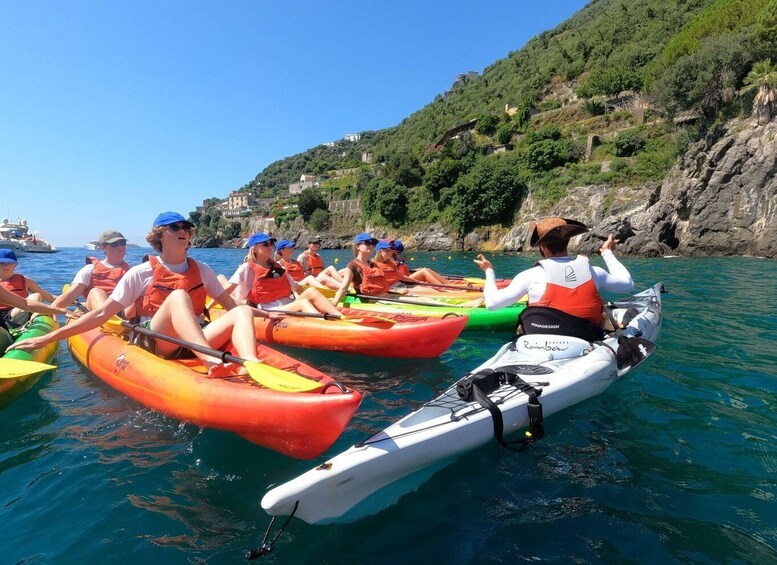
[245,501,299,560]
[465,370,546,452]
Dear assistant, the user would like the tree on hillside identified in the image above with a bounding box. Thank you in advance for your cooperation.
[740,59,777,124]
[383,152,424,188]
[423,158,463,200]
[476,114,500,136]
[362,178,408,226]
[297,189,328,222]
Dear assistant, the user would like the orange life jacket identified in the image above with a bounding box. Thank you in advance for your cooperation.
[396,258,411,277]
[302,251,325,276]
[372,259,401,287]
[85,257,130,294]
[137,256,207,317]
[246,261,293,305]
[279,258,305,282]
[349,260,392,296]
[532,256,604,324]
[0,274,27,312]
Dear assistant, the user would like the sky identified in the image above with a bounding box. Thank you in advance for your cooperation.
[1,0,590,247]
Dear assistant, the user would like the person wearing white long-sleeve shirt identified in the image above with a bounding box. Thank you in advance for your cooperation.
[474,217,633,331]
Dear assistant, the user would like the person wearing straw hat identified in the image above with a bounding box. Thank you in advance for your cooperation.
[474,218,633,337]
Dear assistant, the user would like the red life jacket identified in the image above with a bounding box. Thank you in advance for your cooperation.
[85,257,130,294]
[372,259,401,287]
[396,259,411,277]
[246,261,293,305]
[302,251,325,276]
[349,260,392,296]
[137,256,207,317]
[532,256,604,324]
[279,258,305,282]
[0,274,27,312]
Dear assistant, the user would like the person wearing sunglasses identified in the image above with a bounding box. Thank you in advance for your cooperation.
[9,212,265,377]
[0,248,57,330]
[220,233,341,316]
[330,232,403,305]
[53,229,134,314]
[297,236,347,289]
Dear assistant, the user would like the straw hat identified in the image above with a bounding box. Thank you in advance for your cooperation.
[529,217,588,247]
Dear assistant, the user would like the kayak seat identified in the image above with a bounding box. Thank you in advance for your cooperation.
[518,306,606,343]
[512,334,593,361]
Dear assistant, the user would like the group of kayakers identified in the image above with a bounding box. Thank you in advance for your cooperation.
[2,210,634,369]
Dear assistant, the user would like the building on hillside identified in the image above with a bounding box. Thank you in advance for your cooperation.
[426,119,479,152]
[288,174,321,195]
[361,151,373,163]
[344,133,361,142]
[323,141,336,147]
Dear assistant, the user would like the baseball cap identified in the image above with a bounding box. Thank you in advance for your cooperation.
[375,240,392,251]
[390,240,405,253]
[153,212,193,228]
[98,230,126,244]
[308,236,322,243]
[248,233,277,247]
[0,249,18,263]
[354,232,378,245]
[275,239,296,251]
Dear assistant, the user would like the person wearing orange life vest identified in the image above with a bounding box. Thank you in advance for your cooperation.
[331,233,407,305]
[53,230,135,316]
[297,236,347,289]
[9,212,266,377]
[0,249,56,329]
[221,233,341,316]
[474,217,633,339]
[386,239,458,286]
[273,239,328,290]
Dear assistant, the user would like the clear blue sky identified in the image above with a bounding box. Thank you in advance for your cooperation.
[1,0,589,247]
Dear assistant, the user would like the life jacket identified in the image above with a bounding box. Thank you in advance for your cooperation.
[532,256,604,324]
[302,250,324,276]
[349,260,392,296]
[372,259,401,287]
[0,274,27,312]
[246,261,293,305]
[279,258,305,282]
[85,257,130,294]
[137,256,207,317]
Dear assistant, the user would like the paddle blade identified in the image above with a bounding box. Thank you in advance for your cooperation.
[0,358,57,379]
[244,361,322,393]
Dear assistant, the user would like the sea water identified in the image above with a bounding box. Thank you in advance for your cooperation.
[1,248,775,564]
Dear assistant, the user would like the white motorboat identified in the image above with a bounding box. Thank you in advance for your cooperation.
[84,241,99,250]
[0,219,58,254]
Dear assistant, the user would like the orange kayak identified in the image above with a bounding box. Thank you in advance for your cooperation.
[212,307,467,358]
[67,326,362,459]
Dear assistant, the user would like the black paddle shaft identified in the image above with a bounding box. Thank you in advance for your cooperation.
[122,321,244,364]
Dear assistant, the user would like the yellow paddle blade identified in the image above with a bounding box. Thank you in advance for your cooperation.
[243,361,322,393]
[0,358,57,379]
[101,316,127,334]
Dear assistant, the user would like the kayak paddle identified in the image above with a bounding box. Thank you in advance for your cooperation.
[121,321,322,393]
[0,358,57,379]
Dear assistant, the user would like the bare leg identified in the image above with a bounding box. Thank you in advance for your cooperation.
[408,267,449,285]
[202,304,260,363]
[298,275,328,289]
[86,288,110,310]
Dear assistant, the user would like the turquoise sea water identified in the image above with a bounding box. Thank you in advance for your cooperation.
[1,248,775,564]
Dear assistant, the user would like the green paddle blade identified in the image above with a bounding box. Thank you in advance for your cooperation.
[0,358,57,379]
[243,361,322,393]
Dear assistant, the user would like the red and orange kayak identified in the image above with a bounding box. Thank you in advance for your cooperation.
[212,307,467,358]
[67,326,362,459]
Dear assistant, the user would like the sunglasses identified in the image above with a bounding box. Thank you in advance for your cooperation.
[105,240,127,247]
[258,242,274,247]
[359,241,375,246]
[166,222,193,232]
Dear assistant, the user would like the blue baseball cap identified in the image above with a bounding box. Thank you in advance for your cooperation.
[375,240,392,251]
[390,240,405,253]
[153,211,193,228]
[248,233,277,247]
[275,239,296,251]
[0,249,18,263]
[354,232,378,245]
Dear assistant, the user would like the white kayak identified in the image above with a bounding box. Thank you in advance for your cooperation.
[261,283,664,526]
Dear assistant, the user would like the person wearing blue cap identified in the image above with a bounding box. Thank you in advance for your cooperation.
[385,240,459,287]
[331,233,399,304]
[220,233,341,316]
[273,240,329,289]
[0,248,56,329]
[9,212,267,377]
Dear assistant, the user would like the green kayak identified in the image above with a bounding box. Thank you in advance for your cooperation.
[0,314,59,410]
[342,295,524,331]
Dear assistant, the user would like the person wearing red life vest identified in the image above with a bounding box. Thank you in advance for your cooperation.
[53,230,135,316]
[474,217,633,339]
[297,236,347,289]
[386,239,457,286]
[0,249,56,329]
[331,233,405,305]
[9,212,266,376]
[274,239,329,289]
[221,233,341,316]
